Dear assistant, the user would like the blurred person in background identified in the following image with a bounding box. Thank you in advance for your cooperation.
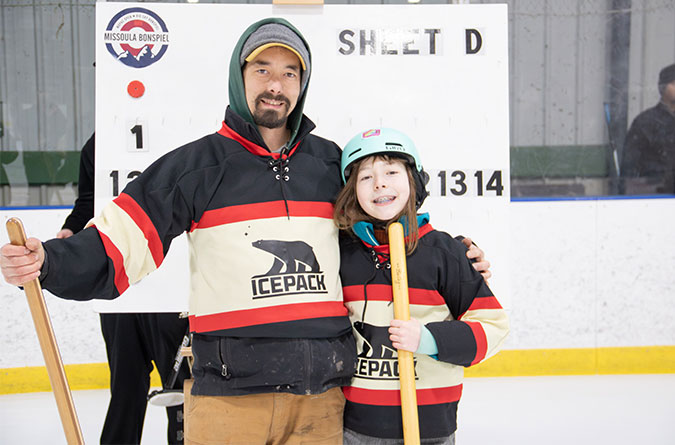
[621,63,675,194]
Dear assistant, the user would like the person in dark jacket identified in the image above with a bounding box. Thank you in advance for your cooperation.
[57,133,190,445]
[56,134,95,239]
[1,18,491,444]
[621,63,675,194]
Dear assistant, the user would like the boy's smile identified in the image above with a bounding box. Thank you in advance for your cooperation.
[356,157,410,222]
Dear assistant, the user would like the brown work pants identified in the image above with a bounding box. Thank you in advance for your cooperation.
[184,381,344,445]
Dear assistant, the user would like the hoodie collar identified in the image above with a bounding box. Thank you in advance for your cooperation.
[228,18,312,149]
[222,106,316,155]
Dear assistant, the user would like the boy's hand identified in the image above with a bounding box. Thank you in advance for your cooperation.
[462,237,491,284]
[0,237,45,286]
[389,318,421,353]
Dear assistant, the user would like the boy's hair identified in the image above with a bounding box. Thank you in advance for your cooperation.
[333,154,420,254]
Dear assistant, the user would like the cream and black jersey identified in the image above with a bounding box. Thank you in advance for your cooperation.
[44,109,347,337]
[340,218,509,439]
[40,108,356,394]
[39,17,357,396]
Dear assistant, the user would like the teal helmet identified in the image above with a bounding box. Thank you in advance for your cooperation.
[341,128,429,208]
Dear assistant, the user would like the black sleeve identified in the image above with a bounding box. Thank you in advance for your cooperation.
[426,238,492,366]
[41,226,119,301]
[62,133,95,233]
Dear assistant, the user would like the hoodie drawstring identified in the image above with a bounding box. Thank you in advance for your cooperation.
[361,249,391,323]
[268,151,291,219]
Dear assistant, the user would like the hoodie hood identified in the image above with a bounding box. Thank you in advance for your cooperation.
[228,17,312,148]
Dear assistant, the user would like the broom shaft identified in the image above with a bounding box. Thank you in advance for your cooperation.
[388,222,420,445]
[6,218,84,445]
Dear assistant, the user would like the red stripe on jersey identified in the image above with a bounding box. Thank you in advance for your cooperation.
[343,384,462,406]
[188,301,348,332]
[114,193,164,268]
[466,295,503,311]
[342,284,446,306]
[96,228,130,295]
[218,121,299,158]
[464,320,488,365]
[191,201,334,230]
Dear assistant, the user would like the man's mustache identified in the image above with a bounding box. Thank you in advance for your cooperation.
[256,93,290,107]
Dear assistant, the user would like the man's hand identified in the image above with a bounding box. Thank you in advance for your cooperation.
[0,237,45,286]
[462,237,492,284]
[55,229,74,239]
[389,318,421,353]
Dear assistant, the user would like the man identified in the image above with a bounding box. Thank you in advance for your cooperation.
[2,18,490,444]
[5,18,352,444]
[621,63,675,194]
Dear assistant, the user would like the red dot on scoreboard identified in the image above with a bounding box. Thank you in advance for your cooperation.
[127,80,145,98]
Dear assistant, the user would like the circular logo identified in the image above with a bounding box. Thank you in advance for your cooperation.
[104,8,169,68]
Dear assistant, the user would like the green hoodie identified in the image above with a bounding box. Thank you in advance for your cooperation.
[228,17,312,148]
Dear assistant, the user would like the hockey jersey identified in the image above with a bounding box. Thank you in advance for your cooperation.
[340,220,509,439]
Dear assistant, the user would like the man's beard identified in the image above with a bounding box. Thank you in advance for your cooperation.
[252,93,291,129]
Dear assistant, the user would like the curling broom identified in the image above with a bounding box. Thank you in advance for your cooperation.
[6,217,84,445]
[388,221,420,445]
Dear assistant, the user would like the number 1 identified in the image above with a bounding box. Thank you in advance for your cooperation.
[130,124,143,149]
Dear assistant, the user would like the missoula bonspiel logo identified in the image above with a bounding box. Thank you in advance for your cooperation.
[104,7,169,68]
[250,240,327,299]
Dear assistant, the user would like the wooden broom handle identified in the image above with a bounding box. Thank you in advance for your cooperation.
[388,222,420,445]
[6,218,84,445]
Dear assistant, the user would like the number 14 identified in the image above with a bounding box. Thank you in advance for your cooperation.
[435,169,504,197]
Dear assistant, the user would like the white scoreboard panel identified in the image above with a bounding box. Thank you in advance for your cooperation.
[94,3,510,312]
